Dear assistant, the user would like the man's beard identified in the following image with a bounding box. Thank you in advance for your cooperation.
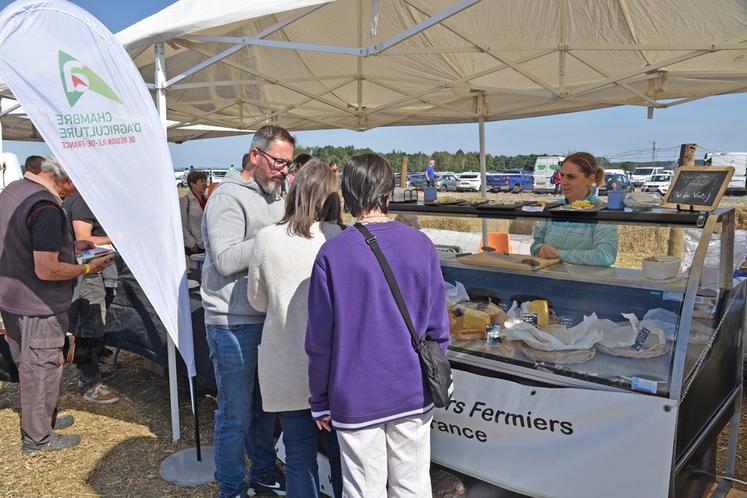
[256,177,281,197]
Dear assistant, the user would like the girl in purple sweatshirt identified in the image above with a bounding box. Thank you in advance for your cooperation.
[305,154,450,497]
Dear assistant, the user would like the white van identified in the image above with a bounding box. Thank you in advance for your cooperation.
[631,166,664,186]
[532,156,565,193]
[0,153,22,193]
[705,152,747,193]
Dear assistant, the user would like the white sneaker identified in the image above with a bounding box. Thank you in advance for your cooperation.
[83,383,119,404]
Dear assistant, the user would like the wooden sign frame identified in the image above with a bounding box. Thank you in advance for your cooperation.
[662,166,734,211]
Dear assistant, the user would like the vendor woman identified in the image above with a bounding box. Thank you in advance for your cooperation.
[530,152,617,266]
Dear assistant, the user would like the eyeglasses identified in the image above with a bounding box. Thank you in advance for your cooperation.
[256,148,293,170]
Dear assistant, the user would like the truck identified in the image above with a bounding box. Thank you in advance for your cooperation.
[704,152,747,194]
[0,153,22,193]
[488,170,534,193]
[532,156,565,193]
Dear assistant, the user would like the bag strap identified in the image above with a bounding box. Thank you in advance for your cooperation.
[353,222,421,351]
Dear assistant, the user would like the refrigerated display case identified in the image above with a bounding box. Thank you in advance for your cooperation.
[390,202,744,498]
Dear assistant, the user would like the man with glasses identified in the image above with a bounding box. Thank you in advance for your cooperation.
[201,125,294,498]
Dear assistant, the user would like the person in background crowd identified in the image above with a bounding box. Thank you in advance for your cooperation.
[201,125,293,498]
[306,153,450,498]
[248,160,344,498]
[531,152,618,266]
[287,153,311,187]
[0,155,113,452]
[425,158,436,187]
[64,192,120,404]
[553,169,562,194]
[180,170,207,255]
[24,155,44,175]
[329,161,339,177]
[293,153,312,172]
[283,153,311,195]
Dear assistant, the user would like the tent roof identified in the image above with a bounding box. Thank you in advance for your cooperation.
[115,0,747,135]
[3,1,747,141]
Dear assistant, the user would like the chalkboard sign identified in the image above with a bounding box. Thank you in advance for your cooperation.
[663,166,734,211]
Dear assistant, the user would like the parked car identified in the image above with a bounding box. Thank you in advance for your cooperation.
[598,172,634,196]
[489,170,533,193]
[631,166,664,186]
[174,170,188,187]
[456,172,481,192]
[485,173,503,192]
[394,172,411,188]
[439,173,459,192]
[208,169,228,185]
[408,172,426,189]
[641,174,672,195]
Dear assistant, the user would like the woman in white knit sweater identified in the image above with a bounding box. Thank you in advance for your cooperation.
[247,159,343,497]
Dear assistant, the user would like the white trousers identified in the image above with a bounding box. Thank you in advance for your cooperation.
[336,412,433,498]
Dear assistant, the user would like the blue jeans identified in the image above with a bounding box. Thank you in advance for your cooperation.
[206,324,278,498]
[277,410,319,497]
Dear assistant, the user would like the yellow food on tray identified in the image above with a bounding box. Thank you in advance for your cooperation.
[449,301,508,339]
[528,300,550,328]
[463,309,491,330]
[568,200,593,209]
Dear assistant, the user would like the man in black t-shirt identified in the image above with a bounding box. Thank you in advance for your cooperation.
[64,194,119,404]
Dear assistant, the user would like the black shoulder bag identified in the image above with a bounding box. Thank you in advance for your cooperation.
[353,223,453,408]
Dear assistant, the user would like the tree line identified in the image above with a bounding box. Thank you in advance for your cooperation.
[294,145,671,173]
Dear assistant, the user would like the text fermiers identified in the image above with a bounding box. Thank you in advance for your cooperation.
[56,112,142,139]
[431,398,575,443]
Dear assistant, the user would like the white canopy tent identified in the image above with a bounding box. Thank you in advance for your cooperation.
[117,0,747,133]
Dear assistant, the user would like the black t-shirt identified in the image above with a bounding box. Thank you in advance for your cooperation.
[27,201,66,252]
[63,193,106,237]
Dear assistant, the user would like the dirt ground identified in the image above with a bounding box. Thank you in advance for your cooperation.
[1,191,745,497]
[1,352,745,497]
[0,352,220,497]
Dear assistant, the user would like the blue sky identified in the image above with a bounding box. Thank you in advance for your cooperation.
[2,0,745,169]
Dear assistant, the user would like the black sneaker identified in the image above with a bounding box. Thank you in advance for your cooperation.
[21,433,80,453]
[53,414,74,430]
[249,474,286,496]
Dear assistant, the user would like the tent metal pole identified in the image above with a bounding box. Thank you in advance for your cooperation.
[155,41,181,444]
[479,113,488,247]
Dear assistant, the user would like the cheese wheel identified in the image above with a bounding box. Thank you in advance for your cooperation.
[463,309,491,331]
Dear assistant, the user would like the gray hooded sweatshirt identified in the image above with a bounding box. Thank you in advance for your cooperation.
[200,170,284,326]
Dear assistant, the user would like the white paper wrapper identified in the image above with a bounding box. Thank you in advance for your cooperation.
[502,318,602,351]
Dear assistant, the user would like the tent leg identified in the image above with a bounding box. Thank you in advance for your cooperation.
[167,336,180,443]
[479,114,488,247]
[155,40,181,445]
[191,374,201,460]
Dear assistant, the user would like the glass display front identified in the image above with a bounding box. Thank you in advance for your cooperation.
[390,206,729,399]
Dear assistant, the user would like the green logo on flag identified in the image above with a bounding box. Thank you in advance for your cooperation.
[59,51,123,107]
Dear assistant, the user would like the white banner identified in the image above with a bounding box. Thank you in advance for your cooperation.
[0,0,194,376]
[432,369,678,498]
